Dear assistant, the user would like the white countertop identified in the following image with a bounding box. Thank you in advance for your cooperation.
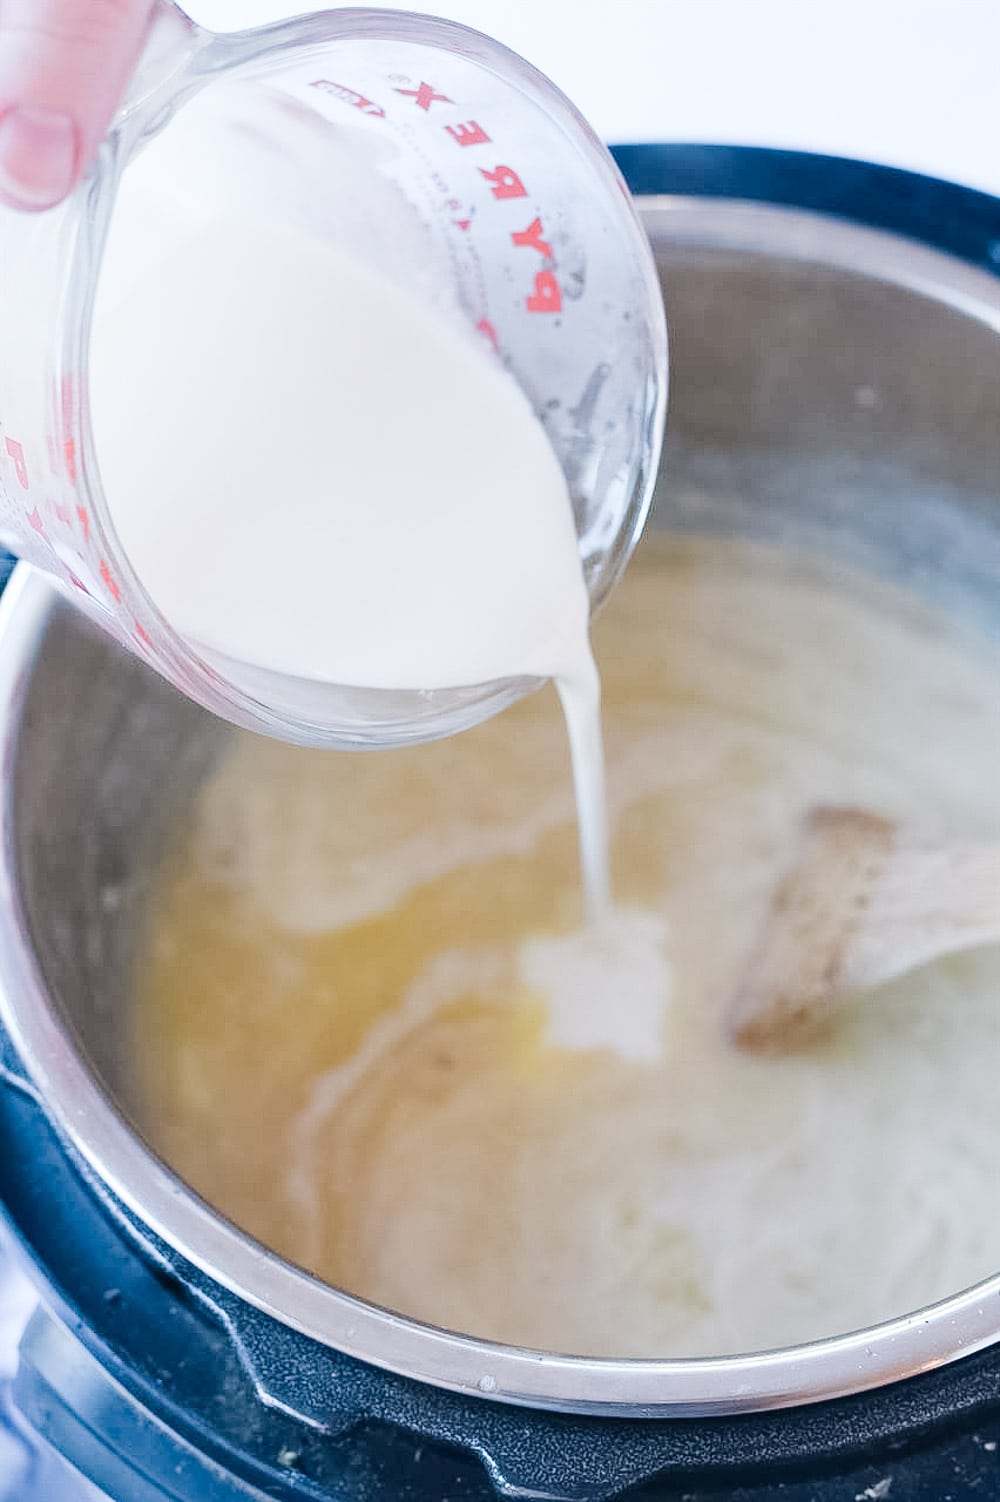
[185,0,1000,199]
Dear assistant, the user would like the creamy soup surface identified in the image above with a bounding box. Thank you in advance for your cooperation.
[132,535,1000,1357]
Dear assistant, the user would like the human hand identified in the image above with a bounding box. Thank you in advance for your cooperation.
[0,0,156,211]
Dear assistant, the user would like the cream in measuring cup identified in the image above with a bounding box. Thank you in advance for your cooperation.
[0,10,665,754]
[0,8,664,915]
[91,85,615,914]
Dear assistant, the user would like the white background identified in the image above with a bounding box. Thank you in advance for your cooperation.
[184,1,1000,198]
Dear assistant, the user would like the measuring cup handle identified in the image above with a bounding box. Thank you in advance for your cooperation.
[117,0,209,125]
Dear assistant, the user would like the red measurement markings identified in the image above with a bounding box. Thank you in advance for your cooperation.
[313,71,561,312]
[440,95,561,313]
[445,120,491,148]
[310,80,385,118]
[61,377,77,481]
[4,438,28,489]
[511,216,561,313]
[511,217,552,258]
[340,73,564,317]
[99,559,121,602]
[476,318,500,351]
[395,81,452,111]
[480,165,527,201]
[526,272,561,312]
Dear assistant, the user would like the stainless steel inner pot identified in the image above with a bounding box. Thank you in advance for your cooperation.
[1,199,999,1419]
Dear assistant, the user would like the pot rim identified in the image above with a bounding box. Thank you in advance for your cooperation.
[3,199,1000,1418]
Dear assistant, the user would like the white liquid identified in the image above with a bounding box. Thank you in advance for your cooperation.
[518,907,669,1062]
[90,213,610,915]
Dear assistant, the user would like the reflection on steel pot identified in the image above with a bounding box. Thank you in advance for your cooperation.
[2,172,1000,1500]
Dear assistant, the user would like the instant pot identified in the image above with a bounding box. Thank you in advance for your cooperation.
[2,147,1000,1501]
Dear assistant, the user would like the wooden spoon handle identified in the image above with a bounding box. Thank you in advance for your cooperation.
[844,845,1000,993]
[729,808,1000,1051]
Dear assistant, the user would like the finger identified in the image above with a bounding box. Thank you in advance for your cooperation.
[0,0,156,211]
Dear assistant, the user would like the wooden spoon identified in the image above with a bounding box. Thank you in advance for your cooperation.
[728,806,1000,1050]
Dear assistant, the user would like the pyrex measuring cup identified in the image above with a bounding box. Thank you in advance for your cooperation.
[0,2,667,749]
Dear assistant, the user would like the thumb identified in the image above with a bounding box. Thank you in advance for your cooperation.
[0,0,157,212]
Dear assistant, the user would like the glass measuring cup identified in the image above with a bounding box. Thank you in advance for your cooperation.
[0,2,667,749]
